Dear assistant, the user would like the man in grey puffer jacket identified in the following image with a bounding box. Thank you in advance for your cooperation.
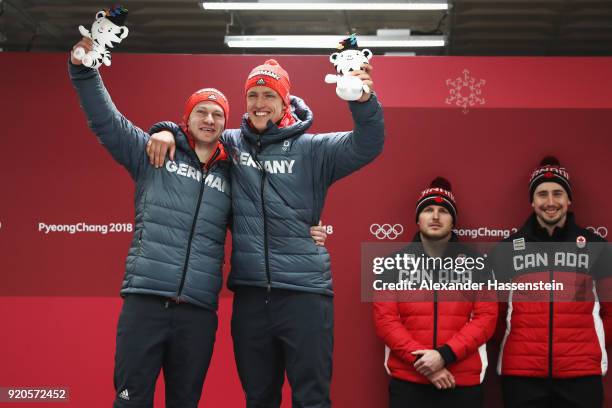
[148,58,384,407]
[70,36,232,408]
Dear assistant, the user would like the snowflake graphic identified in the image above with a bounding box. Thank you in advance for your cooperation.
[445,69,486,114]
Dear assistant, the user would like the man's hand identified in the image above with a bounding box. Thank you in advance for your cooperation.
[147,131,176,168]
[412,349,445,376]
[426,368,456,390]
[310,221,328,247]
[352,63,374,103]
[70,37,93,65]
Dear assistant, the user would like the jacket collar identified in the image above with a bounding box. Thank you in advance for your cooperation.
[175,128,228,169]
[240,95,313,148]
[410,231,459,257]
[522,212,577,241]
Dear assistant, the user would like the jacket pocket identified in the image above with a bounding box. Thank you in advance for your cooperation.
[136,229,144,256]
[317,246,331,279]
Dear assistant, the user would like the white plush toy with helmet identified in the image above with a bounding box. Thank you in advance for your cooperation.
[73,5,129,69]
[324,34,373,101]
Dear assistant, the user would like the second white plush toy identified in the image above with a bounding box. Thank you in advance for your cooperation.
[73,5,129,69]
[324,34,373,101]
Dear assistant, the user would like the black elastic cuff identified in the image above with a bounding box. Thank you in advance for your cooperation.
[67,57,95,78]
[349,91,377,106]
[436,344,457,365]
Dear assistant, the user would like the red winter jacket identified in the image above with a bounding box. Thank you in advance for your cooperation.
[373,235,498,386]
[490,213,612,378]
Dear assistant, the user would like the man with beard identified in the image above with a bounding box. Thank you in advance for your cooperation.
[374,177,497,408]
[489,156,612,408]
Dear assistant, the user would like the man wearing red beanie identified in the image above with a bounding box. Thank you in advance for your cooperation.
[70,37,327,408]
[243,59,297,130]
[488,156,612,408]
[374,177,497,408]
[147,53,384,407]
[69,36,232,408]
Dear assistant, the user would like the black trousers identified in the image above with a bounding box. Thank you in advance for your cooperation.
[231,287,334,408]
[113,294,218,408]
[502,375,603,408]
[388,377,483,408]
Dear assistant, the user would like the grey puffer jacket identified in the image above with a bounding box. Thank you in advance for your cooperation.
[152,93,384,296]
[69,61,231,310]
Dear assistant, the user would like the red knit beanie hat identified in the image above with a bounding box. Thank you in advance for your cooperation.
[244,59,291,107]
[182,87,229,126]
[415,177,458,225]
[529,155,572,201]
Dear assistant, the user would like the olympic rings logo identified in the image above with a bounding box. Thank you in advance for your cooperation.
[587,226,608,239]
[370,223,404,240]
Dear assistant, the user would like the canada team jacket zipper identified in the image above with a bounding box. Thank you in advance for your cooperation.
[433,268,439,348]
[549,267,554,378]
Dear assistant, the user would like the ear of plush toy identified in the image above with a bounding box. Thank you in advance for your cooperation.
[118,26,129,39]
[362,49,373,60]
[330,53,339,63]
[78,25,91,38]
[95,10,105,20]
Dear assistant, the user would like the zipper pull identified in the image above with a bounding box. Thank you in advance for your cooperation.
[265,283,271,304]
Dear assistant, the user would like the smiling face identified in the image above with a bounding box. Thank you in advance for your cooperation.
[417,205,454,241]
[187,101,225,145]
[532,181,571,229]
[246,86,284,132]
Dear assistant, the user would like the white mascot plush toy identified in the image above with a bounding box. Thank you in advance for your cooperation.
[73,5,129,69]
[324,34,373,101]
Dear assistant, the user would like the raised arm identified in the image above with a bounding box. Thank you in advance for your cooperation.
[313,64,385,184]
[69,37,148,180]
